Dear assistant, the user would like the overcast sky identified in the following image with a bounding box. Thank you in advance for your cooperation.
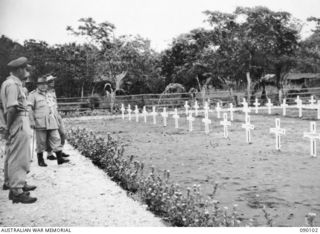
[0,0,319,51]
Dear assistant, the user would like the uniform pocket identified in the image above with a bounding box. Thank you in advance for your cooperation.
[35,116,46,128]
[21,117,32,137]
[8,118,22,142]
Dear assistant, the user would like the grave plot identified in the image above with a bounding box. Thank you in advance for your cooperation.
[68,109,320,226]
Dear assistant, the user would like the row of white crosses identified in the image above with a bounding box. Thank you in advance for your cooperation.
[183,95,320,121]
[121,102,219,134]
[240,96,320,118]
[121,102,320,157]
[121,102,254,143]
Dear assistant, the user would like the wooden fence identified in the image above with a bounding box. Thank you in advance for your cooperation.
[57,87,320,114]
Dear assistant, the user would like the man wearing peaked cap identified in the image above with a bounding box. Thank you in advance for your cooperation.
[7,57,29,68]
[0,57,37,204]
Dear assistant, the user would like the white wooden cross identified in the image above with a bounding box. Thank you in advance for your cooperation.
[266,98,273,115]
[204,101,209,119]
[240,98,247,107]
[254,98,260,114]
[120,103,125,120]
[127,104,132,121]
[270,118,286,151]
[220,113,231,138]
[229,103,234,121]
[317,100,320,120]
[216,102,222,119]
[241,115,254,143]
[184,101,190,116]
[161,107,169,127]
[194,101,199,116]
[297,98,303,118]
[172,108,180,129]
[151,106,157,124]
[142,106,148,123]
[303,122,320,157]
[134,105,139,122]
[295,96,302,117]
[242,102,251,119]
[186,112,195,132]
[202,116,211,134]
[309,96,316,106]
[281,98,288,116]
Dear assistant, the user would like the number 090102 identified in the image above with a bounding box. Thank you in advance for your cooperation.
[300,228,318,232]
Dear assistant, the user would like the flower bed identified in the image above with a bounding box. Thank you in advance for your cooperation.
[66,127,251,227]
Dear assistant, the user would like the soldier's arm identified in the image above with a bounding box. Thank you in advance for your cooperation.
[4,84,19,130]
[0,103,8,139]
[0,103,6,129]
[6,106,18,130]
[27,92,36,128]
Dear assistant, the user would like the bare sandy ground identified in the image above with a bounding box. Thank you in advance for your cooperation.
[69,109,320,227]
[0,142,164,227]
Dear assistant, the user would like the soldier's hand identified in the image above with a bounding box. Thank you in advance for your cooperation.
[0,130,9,140]
[30,123,35,129]
[0,127,8,140]
[4,130,9,140]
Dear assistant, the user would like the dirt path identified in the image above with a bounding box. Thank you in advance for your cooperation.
[0,143,164,227]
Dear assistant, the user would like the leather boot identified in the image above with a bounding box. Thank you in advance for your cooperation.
[9,190,30,200]
[56,151,70,165]
[23,183,37,192]
[10,191,37,204]
[2,183,10,190]
[61,152,70,157]
[47,153,57,160]
[37,152,47,167]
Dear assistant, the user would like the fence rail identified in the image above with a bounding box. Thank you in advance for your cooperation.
[57,87,320,113]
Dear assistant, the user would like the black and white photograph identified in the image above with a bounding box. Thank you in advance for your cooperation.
[0,0,320,232]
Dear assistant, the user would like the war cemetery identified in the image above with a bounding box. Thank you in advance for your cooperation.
[1,2,320,228]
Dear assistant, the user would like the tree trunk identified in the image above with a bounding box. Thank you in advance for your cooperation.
[278,88,283,104]
[81,84,84,98]
[229,87,234,104]
[275,68,282,104]
[110,91,115,112]
[246,72,251,104]
[91,83,96,96]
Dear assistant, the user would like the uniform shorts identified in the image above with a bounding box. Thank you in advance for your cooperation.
[35,129,62,153]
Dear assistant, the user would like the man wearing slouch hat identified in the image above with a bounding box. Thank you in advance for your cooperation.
[45,74,70,160]
[28,75,69,166]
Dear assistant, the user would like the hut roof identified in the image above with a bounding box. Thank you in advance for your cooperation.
[284,73,320,80]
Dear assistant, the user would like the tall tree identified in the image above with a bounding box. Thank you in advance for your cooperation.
[204,6,301,102]
[0,35,25,83]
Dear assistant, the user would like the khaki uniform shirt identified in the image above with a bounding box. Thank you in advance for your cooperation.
[47,89,58,114]
[0,75,29,115]
[28,89,59,130]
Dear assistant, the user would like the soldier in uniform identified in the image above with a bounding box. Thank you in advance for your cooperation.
[45,75,69,160]
[28,76,69,166]
[0,57,37,203]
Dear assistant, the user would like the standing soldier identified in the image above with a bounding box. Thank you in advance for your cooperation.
[28,76,69,166]
[0,57,37,203]
[45,74,70,160]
